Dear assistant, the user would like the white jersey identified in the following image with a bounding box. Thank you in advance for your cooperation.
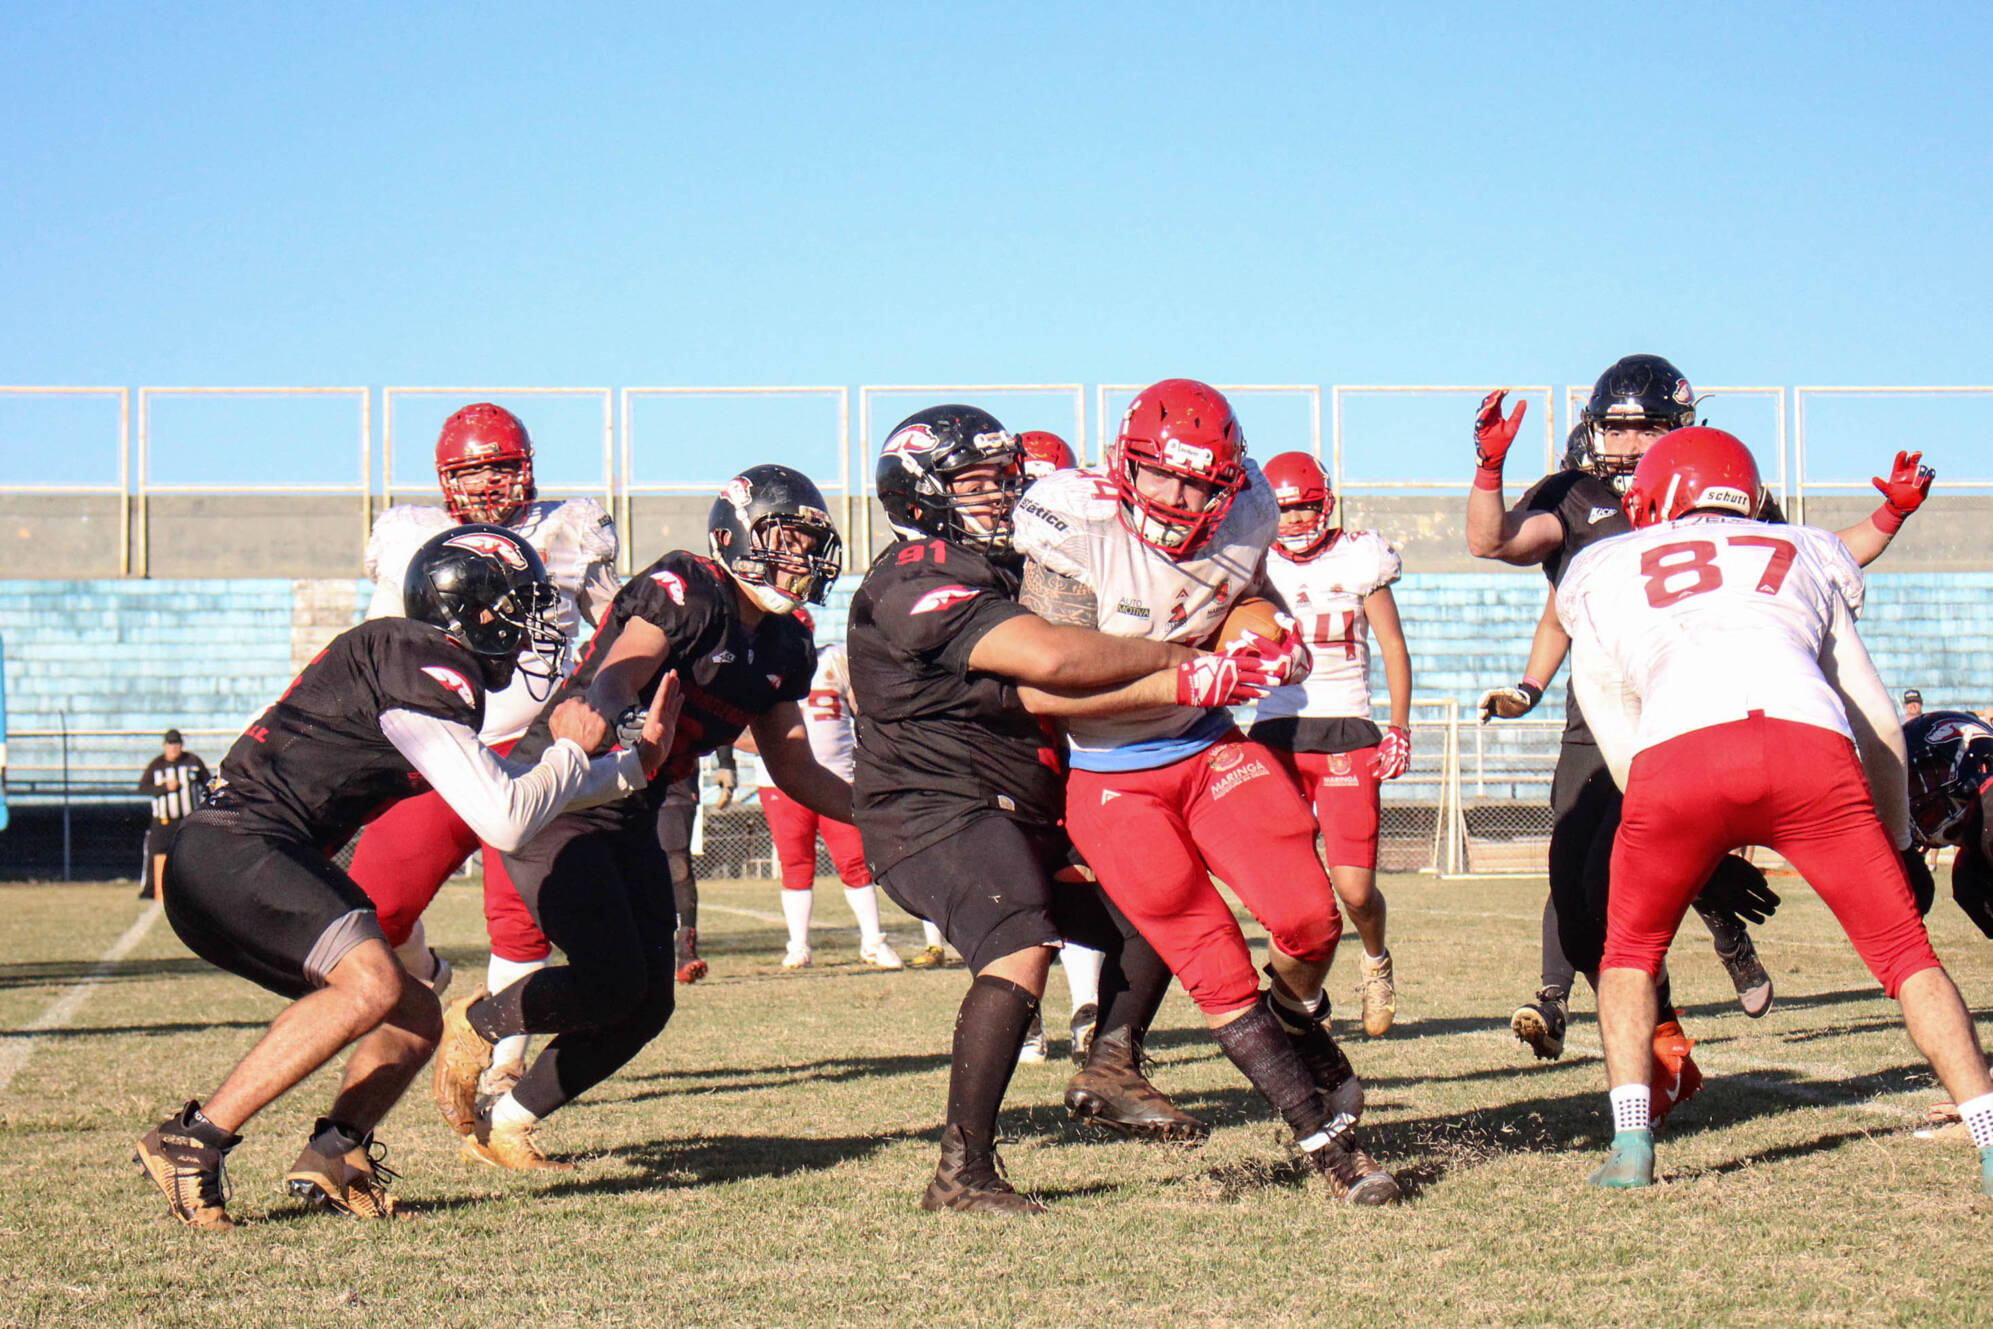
[364,497,620,743]
[1255,529,1401,721]
[1013,462,1278,762]
[1559,515,1875,777]
[800,641,858,782]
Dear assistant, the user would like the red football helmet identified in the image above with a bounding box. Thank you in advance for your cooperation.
[1623,426,1766,529]
[436,403,536,525]
[1263,451,1334,560]
[1017,430,1078,481]
[1111,379,1247,556]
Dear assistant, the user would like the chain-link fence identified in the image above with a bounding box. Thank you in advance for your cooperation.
[1446,715,1564,876]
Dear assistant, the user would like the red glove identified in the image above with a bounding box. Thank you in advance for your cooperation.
[1374,725,1410,780]
[1870,450,1935,534]
[1474,389,1528,472]
[1176,652,1276,708]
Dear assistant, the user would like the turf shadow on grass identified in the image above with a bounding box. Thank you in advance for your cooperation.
[0,956,215,989]
[615,1049,953,1102]
[0,1018,267,1039]
[527,1127,929,1195]
[1670,984,1881,1023]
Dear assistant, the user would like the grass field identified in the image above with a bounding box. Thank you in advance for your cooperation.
[2,872,1990,1328]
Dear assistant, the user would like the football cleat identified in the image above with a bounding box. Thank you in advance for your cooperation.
[434,990,495,1137]
[919,1125,1045,1216]
[1068,1002,1099,1067]
[284,1121,399,1218]
[781,942,813,970]
[860,938,904,970]
[1588,1129,1656,1189]
[1511,985,1569,1061]
[1649,1018,1703,1125]
[1306,1134,1401,1205]
[676,926,709,983]
[906,944,950,970]
[1064,1027,1210,1143]
[133,1103,239,1232]
[1017,1011,1048,1063]
[1714,930,1774,1018]
[1358,951,1397,1037]
[1980,1145,1993,1199]
[462,1098,574,1172]
[418,948,453,998]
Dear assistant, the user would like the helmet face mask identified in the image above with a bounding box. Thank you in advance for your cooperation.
[1112,379,1247,558]
[875,406,1024,554]
[436,403,537,525]
[1263,451,1333,559]
[709,465,843,613]
[403,525,564,697]
[1576,355,1698,492]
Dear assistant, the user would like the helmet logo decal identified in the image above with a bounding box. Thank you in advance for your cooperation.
[649,569,688,605]
[721,477,753,511]
[1927,719,1993,744]
[442,531,528,570]
[420,665,477,706]
[910,585,979,615]
[1162,439,1215,470]
[883,423,941,456]
[1673,378,1695,405]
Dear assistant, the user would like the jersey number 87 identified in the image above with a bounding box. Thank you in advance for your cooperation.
[1640,535,1796,609]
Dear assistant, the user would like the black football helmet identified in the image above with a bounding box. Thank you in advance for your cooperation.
[1905,710,1993,848]
[1573,354,1699,489]
[709,464,842,614]
[875,404,1022,554]
[404,524,563,695]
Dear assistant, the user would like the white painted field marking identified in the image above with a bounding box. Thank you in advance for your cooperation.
[0,901,163,1096]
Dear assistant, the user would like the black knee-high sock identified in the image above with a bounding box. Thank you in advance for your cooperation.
[1541,893,1577,991]
[669,851,697,930]
[1094,932,1173,1044]
[946,975,1039,1146]
[1212,1004,1332,1142]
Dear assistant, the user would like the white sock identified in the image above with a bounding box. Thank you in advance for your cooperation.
[923,920,946,948]
[393,921,437,982]
[487,955,549,1069]
[491,1092,538,1132]
[843,885,884,944]
[1609,1083,1652,1135]
[1959,1091,1993,1149]
[1058,944,1104,1014]
[781,889,814,950]
[1365,948,1389,965]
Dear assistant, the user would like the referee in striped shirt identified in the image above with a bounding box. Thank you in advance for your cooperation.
[138,730,208,900]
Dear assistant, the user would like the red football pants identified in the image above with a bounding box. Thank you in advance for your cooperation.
[1066,734,1342,1016]
[1606,714,1939,997]
[345,739,552,963]
[1268,745,1381,870]
[760,786,871,891]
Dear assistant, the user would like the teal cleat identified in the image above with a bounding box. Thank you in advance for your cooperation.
[1588,1129,1656,1190]
[1980,1145,1992,1199]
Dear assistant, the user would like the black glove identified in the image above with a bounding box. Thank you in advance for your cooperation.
[1952,845,1993,939]
[1694,854,1781,926]
[1899,845,1936,917]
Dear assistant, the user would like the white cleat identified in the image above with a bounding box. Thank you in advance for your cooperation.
[860,938,904,970]
[782,944,814,969]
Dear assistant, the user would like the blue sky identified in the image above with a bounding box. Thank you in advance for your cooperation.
[4,2,1989,489]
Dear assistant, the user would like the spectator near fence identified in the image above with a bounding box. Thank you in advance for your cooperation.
[136,729,207,900]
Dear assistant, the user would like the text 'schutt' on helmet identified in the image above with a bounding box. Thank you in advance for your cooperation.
[435,403,537,525]
[404,523,563,694]
[875,405,1023,553]
[1262,451,1334,560]
[1623,427,1767,530]
[1111,378,1248,557]
[1017,430,1078,482]
[1574,355,1698,490]
[709,464,843,614]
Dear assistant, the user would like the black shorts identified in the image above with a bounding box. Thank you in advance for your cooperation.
[144,820,184,861]
[1247,715,1383,755]
[164,815,384,1000]
[875,814,1122,972]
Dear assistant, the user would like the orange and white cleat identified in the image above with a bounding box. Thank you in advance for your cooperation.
[1649,1017,1703,1125]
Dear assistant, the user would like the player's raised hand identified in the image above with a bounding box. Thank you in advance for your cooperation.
[1374,725,1411,780]
[550,696,614,755]
[633,673,684,780]
[1474,389,1528,471]
[1872,450,1936,517]
[1476,680,1543,724]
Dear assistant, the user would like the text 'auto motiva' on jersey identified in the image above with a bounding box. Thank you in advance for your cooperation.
[1254,527,1401,742]
[846,536,1061,874]
[1012,462,1277,762]
[510,550,814,819]
[203,618,486,853]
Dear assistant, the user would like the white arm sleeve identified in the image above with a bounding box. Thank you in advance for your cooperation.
[1817,596,1911,849]
[378,710,647,853]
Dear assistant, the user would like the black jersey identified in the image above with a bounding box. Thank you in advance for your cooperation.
[847,536,1063,874]
[201,617,486,852]
[511,551,815,822]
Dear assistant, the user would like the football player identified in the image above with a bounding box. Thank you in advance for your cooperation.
[746,606,902,970]
[1014,379,1401,1205]
[431,465,855,1170]
[134,527,666,1230]
[1556,427,1992,1193]
[1018,430,1078,480]
[1905,709,1993,937]
[851,404,1268,1213]
[1249,451,1413,1037]
[350,402,621,1098]
[1468,357,1933,1094]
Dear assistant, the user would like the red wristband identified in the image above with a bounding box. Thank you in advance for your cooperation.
[1472,465,1505,491]
[1872,502,1907,536]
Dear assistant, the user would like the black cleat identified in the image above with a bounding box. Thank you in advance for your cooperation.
[1511,985,1569,1060]
[920,1124,1045,1215]
[134,1102,239,1232]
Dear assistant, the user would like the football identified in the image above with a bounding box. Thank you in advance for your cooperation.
[1213,595,1285,650]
